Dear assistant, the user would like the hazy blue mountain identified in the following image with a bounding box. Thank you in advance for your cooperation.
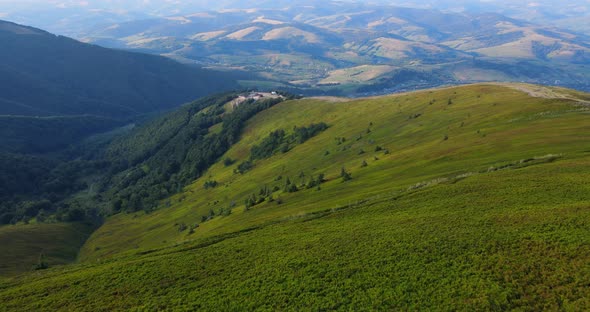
[68,3,590,94]
[0,20,247,118]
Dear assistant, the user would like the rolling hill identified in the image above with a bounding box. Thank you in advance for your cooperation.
[1,83,589,310]
[73,3,590,94]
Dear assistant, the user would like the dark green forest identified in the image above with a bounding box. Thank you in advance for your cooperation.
[0,115,125,154]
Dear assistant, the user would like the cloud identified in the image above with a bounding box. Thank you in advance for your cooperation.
[54,1,90,8]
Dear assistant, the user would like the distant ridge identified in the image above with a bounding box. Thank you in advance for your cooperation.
[0,20,247,118]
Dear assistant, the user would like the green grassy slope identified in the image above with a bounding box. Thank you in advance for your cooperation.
[1,83,589,310]
[0,223,95,277]
[1,157,588,310]
[80,84,590,261]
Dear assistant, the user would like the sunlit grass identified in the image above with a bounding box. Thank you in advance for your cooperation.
[81,84,590,261]
[2,84,590,310]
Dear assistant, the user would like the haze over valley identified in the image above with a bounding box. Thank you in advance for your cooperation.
[2,0,590,95]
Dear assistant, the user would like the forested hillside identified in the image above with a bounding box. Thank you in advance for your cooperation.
[101,92,290,214]
[0,20,269,235]
[0,115,124,154]
[0,20,246,117]
[0,92,292,228]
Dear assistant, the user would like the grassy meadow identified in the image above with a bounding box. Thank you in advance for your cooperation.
[0,222,95,277]
[1,83,589,310]
[80,84,590,261]
[1,158,589,310]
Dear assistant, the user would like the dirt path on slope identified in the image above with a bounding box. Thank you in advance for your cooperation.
[308,96,353,103]
[492,82,590,106]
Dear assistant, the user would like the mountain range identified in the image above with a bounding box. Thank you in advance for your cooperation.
[3,1,589,34]
[71,2,590,94]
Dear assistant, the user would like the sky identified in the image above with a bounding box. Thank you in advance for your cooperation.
[0,0,588,11]
[1,0,588,34]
